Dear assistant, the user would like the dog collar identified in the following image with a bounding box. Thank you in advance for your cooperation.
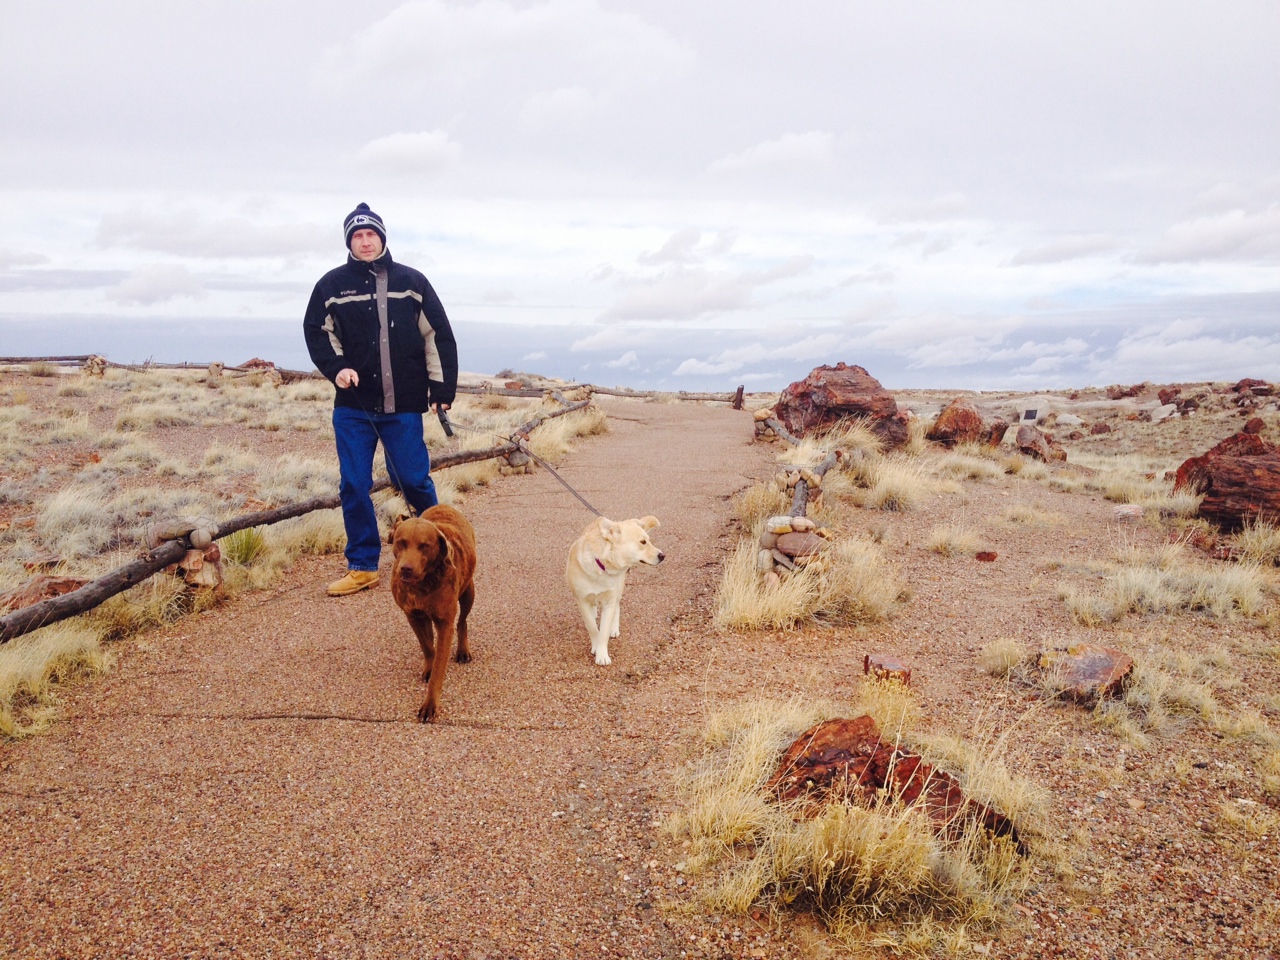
[595,557,607,572]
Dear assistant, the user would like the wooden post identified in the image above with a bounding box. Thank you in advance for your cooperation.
[732,385,744,410]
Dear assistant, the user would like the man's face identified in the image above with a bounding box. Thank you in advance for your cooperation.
[350,228,384,262]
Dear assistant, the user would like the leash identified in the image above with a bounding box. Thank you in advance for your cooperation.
[444,413,605,518]
[342,389,604,519]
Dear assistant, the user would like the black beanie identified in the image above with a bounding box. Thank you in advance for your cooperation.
[343,202,387,248]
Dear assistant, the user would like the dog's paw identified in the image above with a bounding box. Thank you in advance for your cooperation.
[594,650,612,666]
[455,649,472,664]
[421,668,432,683]
[417,699,438,723]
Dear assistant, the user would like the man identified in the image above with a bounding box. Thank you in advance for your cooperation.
[304,202,458,596]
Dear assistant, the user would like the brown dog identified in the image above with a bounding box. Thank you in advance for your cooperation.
[388,505,477,723]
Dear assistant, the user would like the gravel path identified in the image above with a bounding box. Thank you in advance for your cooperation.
[0,399,776,960]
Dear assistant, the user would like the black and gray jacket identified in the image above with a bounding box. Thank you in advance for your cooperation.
[303,250,458,413]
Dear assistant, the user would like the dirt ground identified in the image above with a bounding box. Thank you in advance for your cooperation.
[2,389,1279,959]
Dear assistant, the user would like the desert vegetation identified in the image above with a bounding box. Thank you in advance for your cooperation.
[0,367,610,736]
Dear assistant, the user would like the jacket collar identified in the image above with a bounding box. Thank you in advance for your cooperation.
[347,248,394,270]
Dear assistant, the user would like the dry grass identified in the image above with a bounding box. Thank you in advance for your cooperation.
[667,685,1037,952]
[853,457,935,512]
[1060,544,1269,625]
[927,523,985,557]
[978,639,1029,678]
[714,531,901,631]
[0,622,108,738]
[1233,520,1280,567]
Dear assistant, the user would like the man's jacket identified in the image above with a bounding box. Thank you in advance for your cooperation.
[303,250,458,413]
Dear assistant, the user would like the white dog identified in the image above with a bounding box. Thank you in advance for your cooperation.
[565,515,664,665]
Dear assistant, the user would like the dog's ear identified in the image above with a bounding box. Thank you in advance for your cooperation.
[637,515,660,531]
[437,531,450,562]
[598,518,622,543]
[387,512,412,544]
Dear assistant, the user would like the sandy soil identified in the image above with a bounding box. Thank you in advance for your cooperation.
[2,388,1279,959]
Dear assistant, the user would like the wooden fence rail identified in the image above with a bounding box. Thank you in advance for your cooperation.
[0,398,590,644]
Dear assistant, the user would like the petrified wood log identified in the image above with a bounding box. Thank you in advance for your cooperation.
[765,716,1022,850]
[775,363,909,449]
[1194,452,1280,531]
[926,398,985,447]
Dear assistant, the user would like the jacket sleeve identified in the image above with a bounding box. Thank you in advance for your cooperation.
[417,278,458,407]
[302,280,347,383]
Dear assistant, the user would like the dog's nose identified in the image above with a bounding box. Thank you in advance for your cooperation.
[657,552,665,562]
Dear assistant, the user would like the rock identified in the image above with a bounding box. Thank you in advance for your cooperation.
[863,654,912,685]
[0,575,90,613]
[1056,413,1084,427]
[758,531,779,551]
[1150,403,1177,422]
[1090,422,1112,435]
[775,363,910,449]
[975,551,997,562]
[1243,417,1265,435]
[757,549,775,572]
[1106,384,1143,400]
[764,571,782,589]
[1039,644,1134,702]
[1158,387,1181,406]
[1067,430,1084,440]
[753,407,774,421]
[1176,397,1201,414]
[926,398,985,447]
[790,516,816,532]
[239,357,277,370]
[1113,504,1143,522]
[1233,378,1272,396]
[770,549,797,571]
[21,554,62,572]
[776,532,828,558]
[765,516,795,535]
[985,417,1010,447]
[766,717,1022,849]
[1016,425,1067,462]
[1196,451,1280,531]
[1174,429,1272,494]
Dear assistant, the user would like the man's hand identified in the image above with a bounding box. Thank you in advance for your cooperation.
[336,368,359,389]
[432,402,450,413]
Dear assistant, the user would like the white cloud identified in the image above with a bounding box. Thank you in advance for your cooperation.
[570,325,656,352]
[1009,234,1117,266]
[355,130,462,176]
[324,0,692,95]
[519,86,604,131]
[0,249,49,267]
[606,350,638,368]
[1092,322,1280,381]
[1137,205,1280,263]
[96,211,330,259]
[522,350,547,361]
[105,264,206,306]
[672,333,846,376]
[708,131,834,175]
[603,255,814,321]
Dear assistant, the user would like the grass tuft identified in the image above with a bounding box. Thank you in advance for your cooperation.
[0,623,108,738]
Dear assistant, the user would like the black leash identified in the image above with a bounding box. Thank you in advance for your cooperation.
[444,413,604,518]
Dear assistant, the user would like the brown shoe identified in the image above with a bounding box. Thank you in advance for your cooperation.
[327,570,380,596]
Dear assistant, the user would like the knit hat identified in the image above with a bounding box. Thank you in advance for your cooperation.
[343,202,387,248]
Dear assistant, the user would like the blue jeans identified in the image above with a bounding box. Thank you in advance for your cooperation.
[333,407,438,571]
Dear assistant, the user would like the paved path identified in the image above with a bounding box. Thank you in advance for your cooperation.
[0,399,774,960]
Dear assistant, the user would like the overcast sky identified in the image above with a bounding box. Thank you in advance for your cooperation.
[2,1,1278,391]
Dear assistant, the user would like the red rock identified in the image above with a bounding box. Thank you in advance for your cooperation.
[774,531,828,558]
[1196,451,1280,531]
[239,357,277,370]
[1090,422,1112,435]
[975,551,997,562]
[766,717,1023,850]
[1016,425,1067,462]
[1174,430,1272,493]
[775,364,910,449]
[1243,417,1265,435]
[863,654,912,685]
[1106,384,1143,400]
[926,398,985,447]
[0,575,90,613]
[1039,644,1134,702]
[1067,430,1084,440]
[1158,387,1181,406]
[1232,378,1271,396]
[985,417,1010,447]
